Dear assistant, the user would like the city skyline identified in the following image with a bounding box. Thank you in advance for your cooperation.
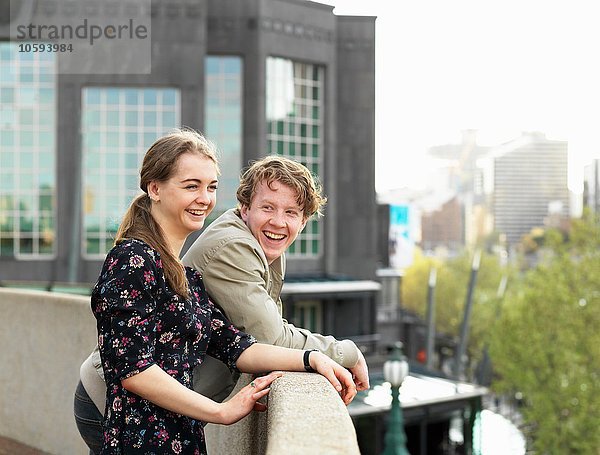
[323,0,600,195]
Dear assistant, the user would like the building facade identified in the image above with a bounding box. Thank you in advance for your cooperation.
[420,195,463,252]
[0,0,378,341]
[583,159,599,214]
[486,133,570,245]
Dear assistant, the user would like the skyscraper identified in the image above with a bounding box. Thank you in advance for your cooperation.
[490,132,569,245]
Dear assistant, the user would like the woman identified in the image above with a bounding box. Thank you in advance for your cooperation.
[88,129,355,454]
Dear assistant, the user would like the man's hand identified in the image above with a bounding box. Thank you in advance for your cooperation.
[348,349,369,391]
[310,352,357,405]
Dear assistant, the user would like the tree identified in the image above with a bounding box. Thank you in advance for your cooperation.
[401,247,508,370]
[489,211,600,453]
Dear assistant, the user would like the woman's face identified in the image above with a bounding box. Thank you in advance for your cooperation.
[149,152,218,240]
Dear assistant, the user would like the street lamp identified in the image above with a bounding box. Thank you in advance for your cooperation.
[381,342,410,455]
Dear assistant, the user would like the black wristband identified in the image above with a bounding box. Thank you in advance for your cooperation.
[303,349,318,372]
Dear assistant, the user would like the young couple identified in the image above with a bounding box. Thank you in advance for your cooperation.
[74,128,369,454]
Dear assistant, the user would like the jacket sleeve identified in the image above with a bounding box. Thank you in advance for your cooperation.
[186,237,359,368]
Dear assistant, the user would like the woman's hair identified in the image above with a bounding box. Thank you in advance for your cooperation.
[236,155,327,218]
[115,128,219,298]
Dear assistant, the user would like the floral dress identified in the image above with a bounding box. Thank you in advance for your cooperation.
[92,239,256,454]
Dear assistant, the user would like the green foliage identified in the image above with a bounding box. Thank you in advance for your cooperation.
[489,211,600,453]
[401,248,509,366]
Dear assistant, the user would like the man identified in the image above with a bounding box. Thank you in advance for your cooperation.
[75,155,368,452]
[182,155,369,400]
[181,154,369,454]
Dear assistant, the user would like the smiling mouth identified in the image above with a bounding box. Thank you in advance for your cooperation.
[186,209,206,216]
[264,231,285,241]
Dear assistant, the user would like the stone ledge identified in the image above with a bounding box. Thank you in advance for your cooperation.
[266,372,360,455]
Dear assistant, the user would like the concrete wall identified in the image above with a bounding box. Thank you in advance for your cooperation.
[0,288,96,454]
[0,289,360,454]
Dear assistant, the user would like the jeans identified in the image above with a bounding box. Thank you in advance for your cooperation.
[73,380,103,455]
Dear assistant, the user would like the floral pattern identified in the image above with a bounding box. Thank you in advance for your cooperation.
[92,239,256,454]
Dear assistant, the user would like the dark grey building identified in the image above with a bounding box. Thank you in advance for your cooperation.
[0,0,378,343]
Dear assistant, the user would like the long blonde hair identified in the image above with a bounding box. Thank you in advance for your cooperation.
[115,128,219,298]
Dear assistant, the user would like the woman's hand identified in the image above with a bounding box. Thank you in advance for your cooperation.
[216,372,283,425]
[308,352,357,405]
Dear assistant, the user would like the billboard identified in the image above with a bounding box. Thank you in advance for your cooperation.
[389,204,415,269]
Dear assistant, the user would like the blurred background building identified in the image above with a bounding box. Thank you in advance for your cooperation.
[379,130,573,261]
[583,158,600,213]
[485,132,570,246]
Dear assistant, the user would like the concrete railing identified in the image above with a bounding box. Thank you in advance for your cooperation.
[205,372,360,455]
[0,288,361,454]
[265,372,360,455]
[0,287,95,454]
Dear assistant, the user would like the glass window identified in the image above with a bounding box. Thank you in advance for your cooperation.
[292,299,323,333]
[86,89,101,104]
[125,111,137,127]
[162,111,176,126]
[163,90,177,106]
[39,109,53,124]
[266,57,324,258]
[81,87,180,257]
[0,87,14,103]
[143,90,157,105]
[0,42,56,257]
[1,131,13,146]
[204,56,243,217]
[143,110,156,127]
[125,89,138,105]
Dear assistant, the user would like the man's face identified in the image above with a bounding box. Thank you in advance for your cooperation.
[240,180,306,264]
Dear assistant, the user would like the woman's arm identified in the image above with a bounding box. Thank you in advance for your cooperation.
[235,344,357,405]
[122,365,281,425]
[121,344,357,427]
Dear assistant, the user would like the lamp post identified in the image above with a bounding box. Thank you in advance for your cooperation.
[453,249,481,379]
[381,342,410,455]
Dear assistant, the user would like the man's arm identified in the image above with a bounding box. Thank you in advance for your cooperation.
[185,238,359,368]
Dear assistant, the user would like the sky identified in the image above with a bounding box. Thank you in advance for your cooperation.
[321,0,600,194]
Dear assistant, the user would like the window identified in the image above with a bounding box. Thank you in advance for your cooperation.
[266,57,324,258]
[81,87,180,257]
[292,299,323,333]
[205,56,243,217]
[0,42,56,257]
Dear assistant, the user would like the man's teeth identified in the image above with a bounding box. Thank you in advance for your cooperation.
[264,232,285,240]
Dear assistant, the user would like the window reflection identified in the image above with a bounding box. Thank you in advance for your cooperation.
[266,57,324,258]
[81,87,180,257]
[0,42,56,257]
[204,56,243,217]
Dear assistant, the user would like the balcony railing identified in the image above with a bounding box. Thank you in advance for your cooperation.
[0,288,360,455]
